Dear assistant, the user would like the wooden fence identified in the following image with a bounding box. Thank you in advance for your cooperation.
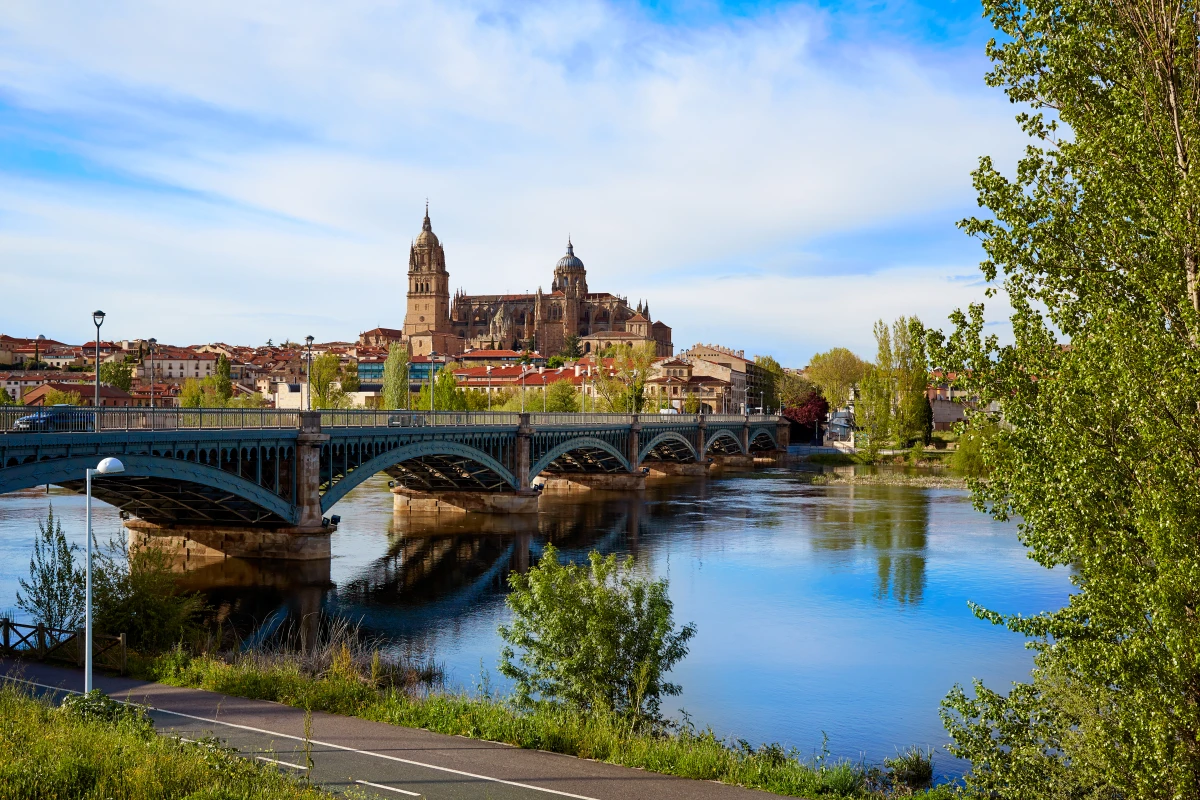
[0,618,126,674]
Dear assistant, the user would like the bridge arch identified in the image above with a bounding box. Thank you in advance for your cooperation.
[749,427,779,450]
[320,440,519,513]
[705,429,747,455]
[529,436,631,482]
[638,431,699,464]
[0,453,297,526]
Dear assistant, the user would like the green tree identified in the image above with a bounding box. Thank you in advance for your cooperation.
[595,343,657,412]
[560,335,582,359]
[0,387,17,405]
[546,355,565,369]
[93,538,204,650]
[499,545,696,725]
[544,380,579,412]
[683,392,700,414]
[806,347,869,409]
[16,505,84,630]
[930,1,1200,796]
[754,355,785,410]
[381,344,410,410]
[416,367,467,411]
[856,365,891,461]
[309,352,347,409]
[98,361,133,392]
[213,355,233,402]
[43,388,82,406]
[340,360,360,393]
[179,379,202,409]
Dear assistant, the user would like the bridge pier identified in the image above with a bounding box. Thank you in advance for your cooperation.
[538,472,647,492]
[391,486,539,514]
[645,461,710,477]
[710,454,755,469]
[126,520,332,560]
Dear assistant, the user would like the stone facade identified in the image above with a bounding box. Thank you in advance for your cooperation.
[402,207,673,358]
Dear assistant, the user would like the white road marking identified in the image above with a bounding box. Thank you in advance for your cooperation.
[356,779,423,797]
[256,755,309,771]
[6,676,602,800]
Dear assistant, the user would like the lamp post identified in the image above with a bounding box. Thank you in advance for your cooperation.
[147,338,157,409]
[305,336,314,411]
[85,456,124,692]
[92,311,105,408]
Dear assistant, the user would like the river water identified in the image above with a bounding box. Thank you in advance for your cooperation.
[0,467,1070,779]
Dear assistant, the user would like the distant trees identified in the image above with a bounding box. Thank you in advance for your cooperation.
[595,343,657,412]
[856,316,930,454]
[212,355,233,402]
[806,348,869,410]
[98,361,134,393]
[310,353,348,409]
[560,335,582,359]
[42,388,82,406]
[0,388,17,405]
[381,344,410,410]
[544,380,579,412]
[340,360,360,393]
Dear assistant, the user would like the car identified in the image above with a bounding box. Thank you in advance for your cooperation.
[12,404,96,432]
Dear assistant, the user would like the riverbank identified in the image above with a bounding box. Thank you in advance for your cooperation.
[135,649,952,799]
[810,470,967,489]
[0,683,325,800]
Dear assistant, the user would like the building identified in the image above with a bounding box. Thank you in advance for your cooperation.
[23,382,134,407]
[645,359,733,413]
[358,328,406,348]
[402,206,673,358]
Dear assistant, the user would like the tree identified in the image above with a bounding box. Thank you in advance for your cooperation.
[179,379,202,408]
[340,360,360,393]
[560,335,582,359]
[213,355,233,402]
[754,355,785,410]
[0,387,17,405]
[381,344,410,410]
[856,365,891,461]
[42,388,82,406]
[309,352,347,409]
[98,361,133,392]
[595,343,657,412]
[806,347,868,409]
[499,545,696,725]
[929,1,1200,795]
[544,380,579,412]
[416,367,467,411]
[16,505,84,630]
[546,355,565,369]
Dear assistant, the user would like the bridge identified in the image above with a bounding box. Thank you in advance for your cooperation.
[0,408,788,560]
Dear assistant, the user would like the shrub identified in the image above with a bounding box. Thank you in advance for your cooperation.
[499,545,695,725]
[16,504,84,630]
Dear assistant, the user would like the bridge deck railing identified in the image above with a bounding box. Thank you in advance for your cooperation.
[320,410,522,428]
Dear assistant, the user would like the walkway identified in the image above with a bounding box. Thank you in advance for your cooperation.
[0,660,787,800]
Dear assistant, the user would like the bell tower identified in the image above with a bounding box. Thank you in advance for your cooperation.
[404,203,451,335]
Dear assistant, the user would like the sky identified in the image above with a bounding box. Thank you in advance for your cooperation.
[0,0,1025,366]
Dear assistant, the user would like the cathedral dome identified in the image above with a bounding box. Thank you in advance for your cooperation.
[556,240,584,270]
[415,204,439,247]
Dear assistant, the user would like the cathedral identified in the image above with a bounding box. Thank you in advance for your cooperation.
[402,207,673,358]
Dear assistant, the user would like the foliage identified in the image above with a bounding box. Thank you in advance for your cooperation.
[560,335,582,359]
[309,352,348,409]
[340,360,360,393]
[683,392,701,414]
[754,354,785,410]
[499,545,696,724]
[16,504,84,630]
[42,387,82,406]
[927,0,1200,796]
[546,355,565,368]
[179,378,202,408]
[213,355,233,402]
[0,387,15,405]
[855,366,891,461]
[806,347,869,409]
[947,421,998,478]
[416,367,469,411]
[93,538,205,651]
[917,395,933,446]
[0,685,325,800]
[99,360,134,392]
[544,380,580,412]
[179,377,262,408]
[381,343,410,410]
[594,343,657,412]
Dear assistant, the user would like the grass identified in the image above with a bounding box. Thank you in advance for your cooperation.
[136,645,957,799]
[0,683,332,800]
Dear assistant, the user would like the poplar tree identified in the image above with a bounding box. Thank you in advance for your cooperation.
[381,344,409,409]
[932,1,1200,795]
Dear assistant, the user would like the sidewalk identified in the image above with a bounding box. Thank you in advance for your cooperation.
[1,659,788,800]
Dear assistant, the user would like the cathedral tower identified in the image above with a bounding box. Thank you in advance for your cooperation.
[551,238,588,297]
[404,204,451,335]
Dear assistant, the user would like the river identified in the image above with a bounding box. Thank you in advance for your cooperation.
[0,466,1070,779]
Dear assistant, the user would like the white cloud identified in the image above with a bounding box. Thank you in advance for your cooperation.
[0,0,1023,363]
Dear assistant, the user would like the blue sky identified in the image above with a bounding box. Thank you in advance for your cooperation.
[0,0,1022,365]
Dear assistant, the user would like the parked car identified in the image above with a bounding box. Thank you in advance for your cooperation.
[12,404,96,432]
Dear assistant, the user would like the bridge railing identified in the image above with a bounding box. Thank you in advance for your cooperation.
[529,413,635,426]
[319,410,522,428]
[0,406,300,433]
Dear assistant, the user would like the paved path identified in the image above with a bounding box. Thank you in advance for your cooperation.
[1,660,787,800]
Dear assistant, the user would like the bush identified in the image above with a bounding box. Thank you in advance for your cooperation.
[93,539,205,651]
[499,545,695,724]
[16,504,84,630]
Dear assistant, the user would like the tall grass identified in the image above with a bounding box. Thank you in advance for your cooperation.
[0,683,329,800]
[139,649,956,799]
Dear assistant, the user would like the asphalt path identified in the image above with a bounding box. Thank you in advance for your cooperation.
[0,660,788,800]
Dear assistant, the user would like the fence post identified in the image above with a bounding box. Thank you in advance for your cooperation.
[119,633,127,675]
[1,618,8,656]
[35,622,45,659]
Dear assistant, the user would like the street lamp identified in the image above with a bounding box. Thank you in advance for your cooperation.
[305,336,314,411]
[92,311,105,408]
[147,338,157,409]
[85,456,124,692]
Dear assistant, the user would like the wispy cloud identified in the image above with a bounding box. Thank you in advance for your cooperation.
[0,0,1021,362]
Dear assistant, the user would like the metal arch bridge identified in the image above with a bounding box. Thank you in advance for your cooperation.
[0,408,787,530]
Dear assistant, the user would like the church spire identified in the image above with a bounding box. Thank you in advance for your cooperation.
[422,199,432,232]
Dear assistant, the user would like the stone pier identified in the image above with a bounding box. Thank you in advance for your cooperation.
[645,461,711,477]
[392,486,540,514]
[538,471,647,492]
[126,519,332,560]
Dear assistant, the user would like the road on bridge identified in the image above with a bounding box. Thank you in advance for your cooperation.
[1,660,788,800]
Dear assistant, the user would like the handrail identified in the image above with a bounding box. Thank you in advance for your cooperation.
[0,617,126,674]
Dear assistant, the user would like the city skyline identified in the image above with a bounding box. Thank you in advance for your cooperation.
[1,0,1026,363]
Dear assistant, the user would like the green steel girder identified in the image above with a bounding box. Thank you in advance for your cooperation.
[638,430,699,464]
[749,427,779,450]
[705,429,746,455]
[528,436,632,479]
